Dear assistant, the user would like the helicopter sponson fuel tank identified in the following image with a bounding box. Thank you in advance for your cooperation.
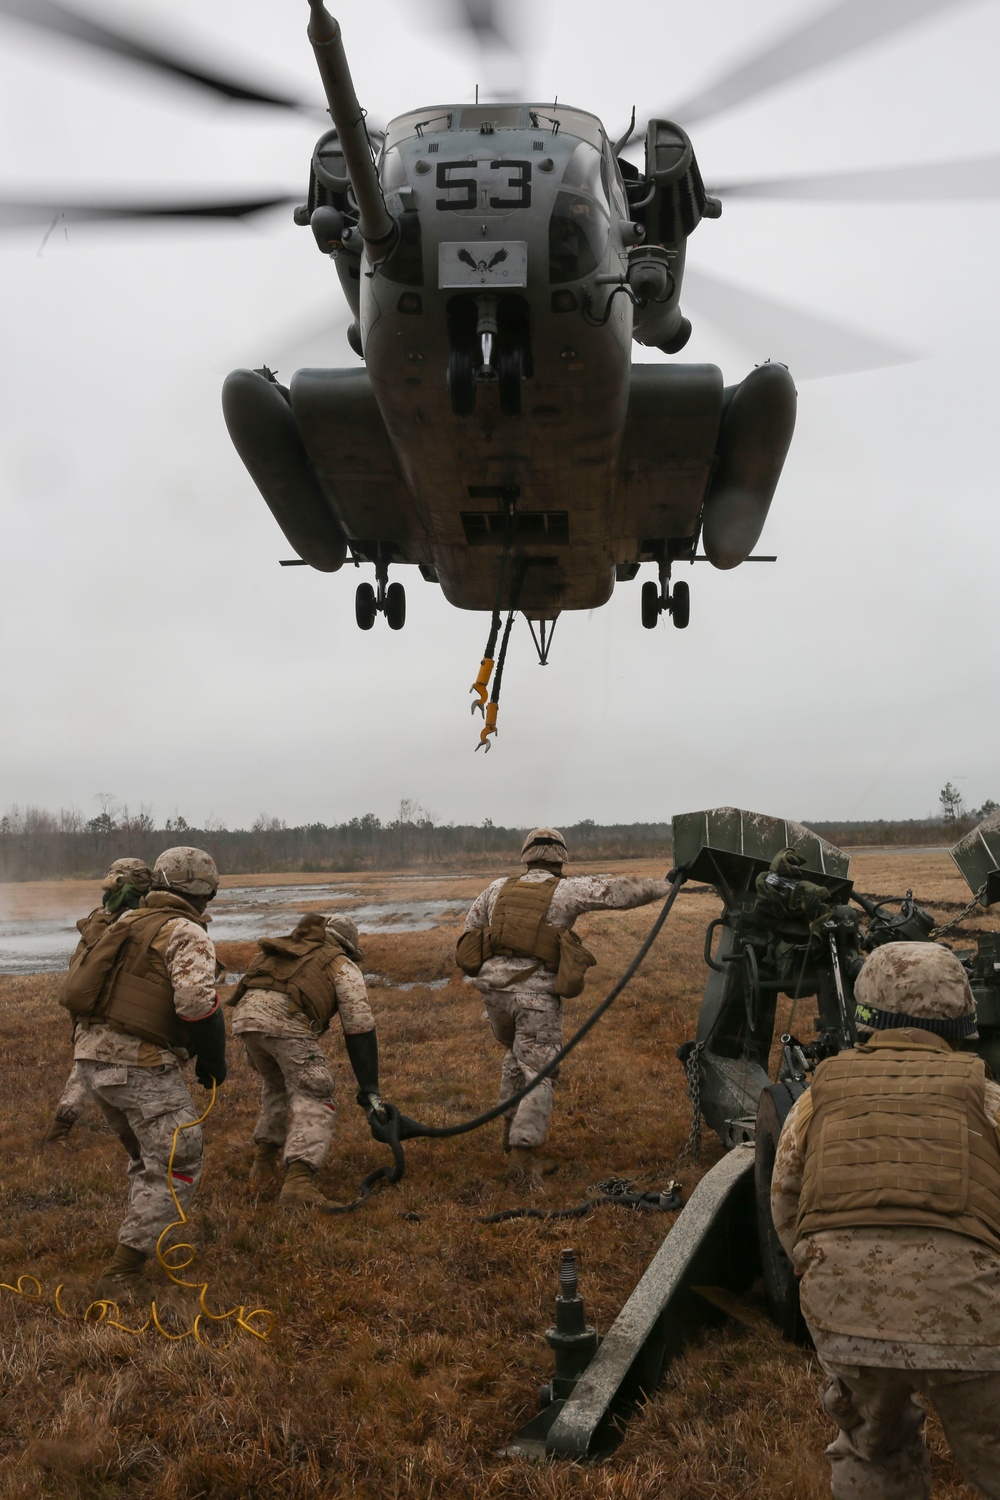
[223,2,797,625]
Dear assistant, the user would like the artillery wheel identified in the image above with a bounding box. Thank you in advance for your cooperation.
[355,581,377,631]
[671,579,690,629]
[385,581,406,631]
[755,1082,810,1344]
[641,580,660,629]
[498,343,524,417]
[448,346,476,417]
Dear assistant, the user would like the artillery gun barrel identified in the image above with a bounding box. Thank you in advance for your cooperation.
[306,1,396,253]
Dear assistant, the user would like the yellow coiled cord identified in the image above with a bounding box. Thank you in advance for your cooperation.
[3,1083,273,1345]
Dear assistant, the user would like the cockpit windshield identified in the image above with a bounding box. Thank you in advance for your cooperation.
[561,140,609,210]
[384,103,605,149]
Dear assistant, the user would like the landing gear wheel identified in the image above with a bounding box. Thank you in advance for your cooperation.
[671,579,690,629]
[641,580,660,629]
[355,581,377,631]
[755,1082,810,1344]
[385,581,406,631]
[448,346,476,417]
[498,343,524,417]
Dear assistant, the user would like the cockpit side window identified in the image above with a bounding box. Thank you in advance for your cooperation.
[379,146,409,193]
[549,191,610,283]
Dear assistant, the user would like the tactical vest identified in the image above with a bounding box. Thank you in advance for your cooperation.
[62,897,206,1050]
[73,906,115,956]
[489,876,563,969]
[231,929,348,1034]
[797,1029,1000,1253]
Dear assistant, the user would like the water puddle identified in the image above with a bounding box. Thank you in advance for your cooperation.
[0,886,469,975]
[365,975,450,992]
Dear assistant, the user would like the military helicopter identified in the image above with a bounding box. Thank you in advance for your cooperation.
[3,0,999,739]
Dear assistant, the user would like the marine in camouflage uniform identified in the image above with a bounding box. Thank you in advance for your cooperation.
[460,827,671,1185]
[42,857,154,1145]
[64,847,227,1301]
[229,913,383,1209]
[771,942,1000,1500]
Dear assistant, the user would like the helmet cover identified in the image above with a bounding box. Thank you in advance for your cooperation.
[854,941,977,1040]
[102,857,152,894]
[152,846,220,898]
[521,827,569,866]
[325,913,364,961]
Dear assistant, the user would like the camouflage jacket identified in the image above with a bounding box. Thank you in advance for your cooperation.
[231,955,375,1039]
[73,893,218,1069]
[772,1073,1000,1369]
[463,871,670,1002]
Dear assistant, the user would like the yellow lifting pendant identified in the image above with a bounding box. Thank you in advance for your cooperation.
[469,657,494,715]
[476,701,499,751]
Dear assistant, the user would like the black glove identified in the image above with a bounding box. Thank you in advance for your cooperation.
[344,1030,386,1119]
[185,1008,228,1089]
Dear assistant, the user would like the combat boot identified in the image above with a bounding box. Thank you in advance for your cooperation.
[279,1159,335,1209]
[505,1145,559,1188]
[40,1114,75,1146]
[248,1139,281,1187]
[92,1244,147,1302]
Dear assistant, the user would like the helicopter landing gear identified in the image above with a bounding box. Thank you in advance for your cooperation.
[498,343,524,417]
[449,345,476,417]
[355,581,377,631]
[385,580,406,631]
[641,565,690,630]
[641,580,660,630]
[355,557,406,631]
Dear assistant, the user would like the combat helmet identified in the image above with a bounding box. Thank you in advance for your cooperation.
[854,941,977,1041]
[325,914,363,961]
[102,857,152,893]
[521,827,569,866]
[152,846,220,898]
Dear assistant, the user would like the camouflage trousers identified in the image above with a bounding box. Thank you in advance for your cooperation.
[481,991,562,1149]
[817,1352,1000,1500]
[241,1033,337,1171]
[75,1060,202,1258]
[54,1060,92,1124]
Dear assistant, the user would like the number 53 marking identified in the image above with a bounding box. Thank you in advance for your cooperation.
[436,161,532,210]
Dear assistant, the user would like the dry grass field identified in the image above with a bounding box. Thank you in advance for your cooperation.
[0,852,992,1499]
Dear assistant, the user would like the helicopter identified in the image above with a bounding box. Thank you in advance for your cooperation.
[3,0,999,722]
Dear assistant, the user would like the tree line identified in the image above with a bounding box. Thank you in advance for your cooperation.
[0,792,993,883]
[0,801,673,882]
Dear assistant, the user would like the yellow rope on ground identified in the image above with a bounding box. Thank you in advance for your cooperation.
[3,1083,274,1345]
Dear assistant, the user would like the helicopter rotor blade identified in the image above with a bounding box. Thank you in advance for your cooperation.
[651,0,984,130]
[682,267,920,380]
[710,156,1000,202]
[0,194,300,231]
[453,0,511,47]
[0,0,318,114]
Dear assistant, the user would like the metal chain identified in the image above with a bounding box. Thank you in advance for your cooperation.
[674,1040,706,1167]
[933,883,988,940]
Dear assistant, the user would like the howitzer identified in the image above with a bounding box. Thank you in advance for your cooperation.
[672,806,993,1333]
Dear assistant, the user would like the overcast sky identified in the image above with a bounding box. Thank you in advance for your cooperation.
[1,0,998,834]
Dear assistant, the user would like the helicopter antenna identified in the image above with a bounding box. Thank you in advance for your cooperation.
[613,107,636,156]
